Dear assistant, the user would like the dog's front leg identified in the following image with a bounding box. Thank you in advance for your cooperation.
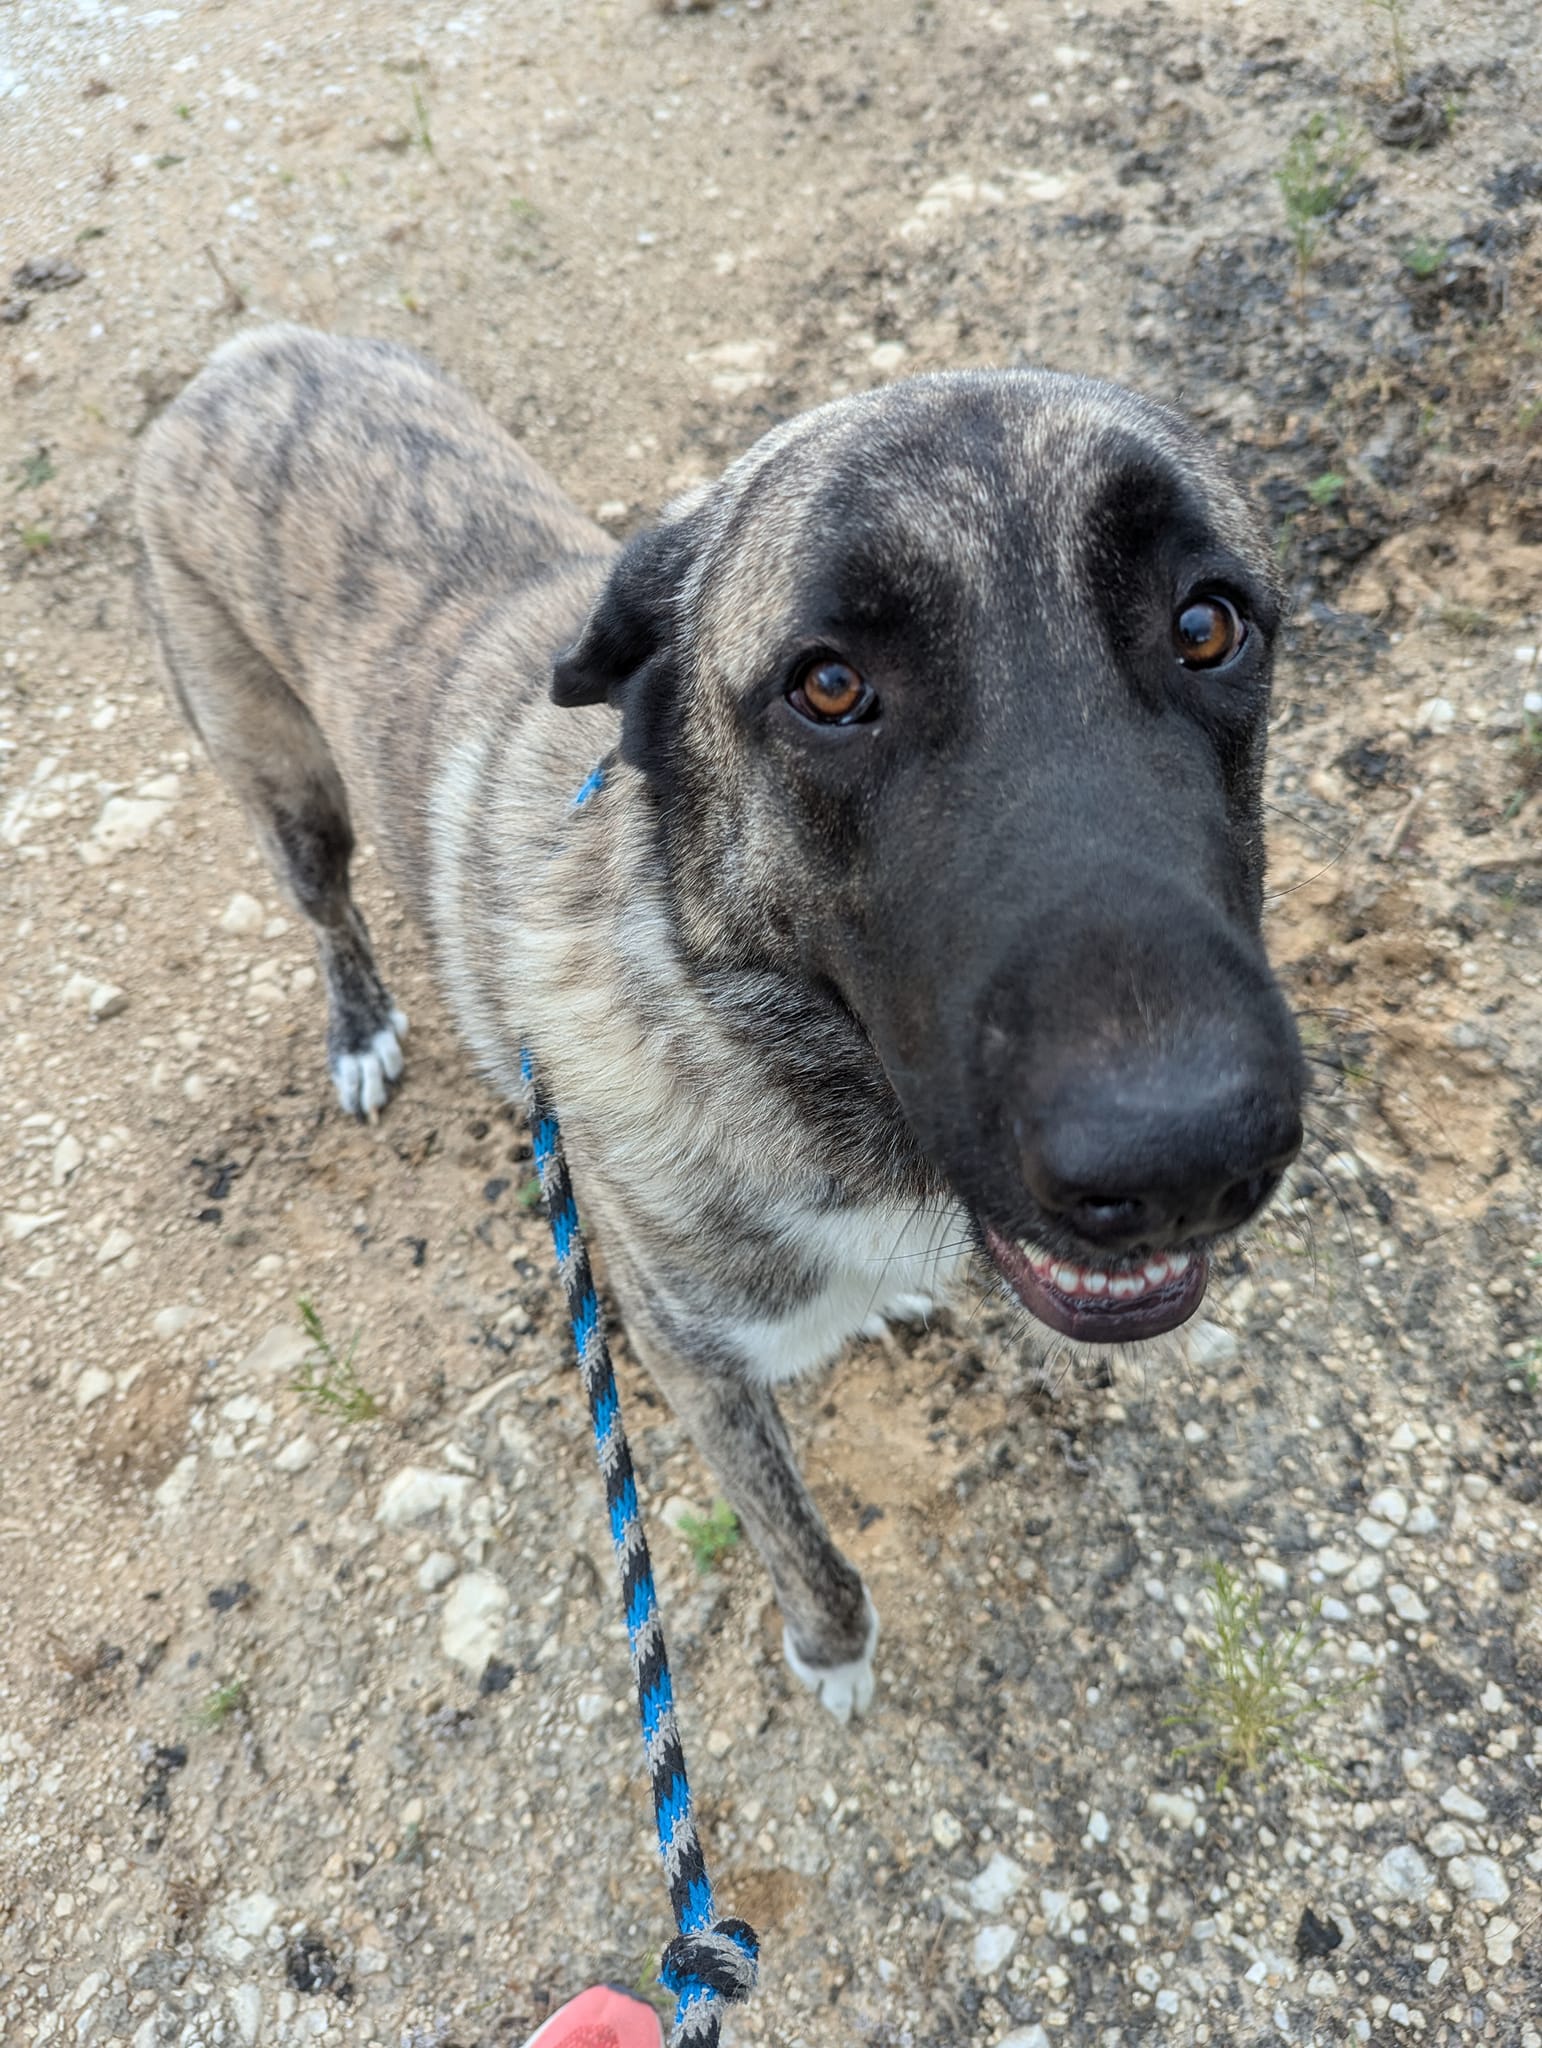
[626,1326,878,1724]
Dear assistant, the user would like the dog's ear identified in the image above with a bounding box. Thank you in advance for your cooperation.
[551,518,698,709]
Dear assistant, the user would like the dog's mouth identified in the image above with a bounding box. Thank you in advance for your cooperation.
[980,1224,1209,1344]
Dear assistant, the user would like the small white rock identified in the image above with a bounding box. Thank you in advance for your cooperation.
[1345,1554,1384,1594]
[1039,1887,1075,1936]
[1147,1789,1198,1829]
[240,1324,312,1377]
[576,1693,608,1727]
[219,892,266,936]
[1377,1845,1432,1899]
[999,2031,1050,2048]
[152,1304,195,1340]
[706,1727,732,1759]
[967,1851,1026,1915]
[1484,1917,1518,1966]
[930,1807,963,1852]
[376,1467,471,1529]
[1416,696,1455,733]
[1425,1822,1466,1859]
[92,791,174,851]
[416,1549,459,1592]
[225,1892,279,1939]
[1388,1583,1429,1623]
[1316,1548,1355,1577]
[52,1134,84,1185]
[1448,1855,1508,1904]
[95,1226,135,1266]
[88,982,129,1020]
[1255,1559,1288,1592]
[971,1924,1017,1974]
[153,1452,199,1512]
[1186,1320,1238,1367]
[1356,1516,1396,1551]
[73,1367,113,1409]
[439,1570,510,1673]
[1367,1486,1409,1526]
[228,1985,261,2046]
[274,1436,319,1474]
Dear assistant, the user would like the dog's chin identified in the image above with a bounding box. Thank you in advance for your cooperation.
[980,1222,1209,1345]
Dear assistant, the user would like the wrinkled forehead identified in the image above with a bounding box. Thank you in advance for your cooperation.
[686,372,1270,679]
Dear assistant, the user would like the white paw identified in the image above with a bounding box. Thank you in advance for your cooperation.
[886,1291,937,1325]
[331,1010,408,1118]
[783,1593,879,1725]
[859,1292,936,1342]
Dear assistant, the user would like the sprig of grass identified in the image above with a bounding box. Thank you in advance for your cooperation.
[411,84,433,153]
[196,1677,248,1729]
[677,1500,740,1573]
[1277,113,1364,309]
[290,1297,380,1422]
[1363,0,1412,93]
[1306,471,1347,508]
[1165,1563,1365,1793]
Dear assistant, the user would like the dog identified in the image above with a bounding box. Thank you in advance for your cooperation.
[135,326,1303,1720]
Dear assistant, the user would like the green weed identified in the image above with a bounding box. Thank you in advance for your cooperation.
[195,1678,248,1730]
[677,1500,741,1573]
[19,524,52,554]
[517,1176,543,1210]
[290,1297,380,1422]
[1363,0,1412,92]
[1277,114,1364,307]
[1401,237,1445,280]
[1165,1563,1364,1794]
[15,449,55,491]
[1306,471,1346,508]
[411,84,433,153]
[1435,601,1494,638]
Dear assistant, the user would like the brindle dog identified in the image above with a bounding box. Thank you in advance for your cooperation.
[136,326,1303,1720]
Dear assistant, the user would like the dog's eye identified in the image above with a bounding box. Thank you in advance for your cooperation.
[1173,595,1245,670]
[787,658,876,725]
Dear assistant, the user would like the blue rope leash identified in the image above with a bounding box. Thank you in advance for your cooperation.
[519,762,758,2048]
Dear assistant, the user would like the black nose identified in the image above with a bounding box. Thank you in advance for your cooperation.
[1019,1065,1302,1253]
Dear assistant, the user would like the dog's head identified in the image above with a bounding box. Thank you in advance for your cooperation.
[553,372,1303,1344]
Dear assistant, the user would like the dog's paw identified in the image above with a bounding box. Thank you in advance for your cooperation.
[859,1292,937,1342]
[330,1006,408,1120]
[783,1596,880,1725]
[886,1290,937,1325]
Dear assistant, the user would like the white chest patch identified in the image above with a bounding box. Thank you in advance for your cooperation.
[725,1197,973,1385]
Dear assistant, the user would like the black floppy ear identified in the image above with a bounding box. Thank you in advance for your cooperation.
[551,519,698,709]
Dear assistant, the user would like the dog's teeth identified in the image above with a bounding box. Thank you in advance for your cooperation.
[1055,1263,1079,1292]
[1168,1251,1190,1275]
[1144,1260,1168,1285]
[1085,1270,1108,1295]
[1110,1275,1141,1299]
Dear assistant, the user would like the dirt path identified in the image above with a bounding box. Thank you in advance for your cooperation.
[2,2,1540,2044]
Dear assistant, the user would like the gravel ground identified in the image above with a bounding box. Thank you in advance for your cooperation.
[2,2,1540,2045]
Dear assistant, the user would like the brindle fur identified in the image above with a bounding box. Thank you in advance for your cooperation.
[136,325,1300,1719]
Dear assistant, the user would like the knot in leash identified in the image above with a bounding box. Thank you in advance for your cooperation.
[659,1920,760,2006]
[521,757,757,2048]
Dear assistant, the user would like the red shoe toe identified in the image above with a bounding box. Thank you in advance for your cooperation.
[520,1985,665,2048]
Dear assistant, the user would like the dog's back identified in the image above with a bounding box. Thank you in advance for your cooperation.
[135,324,611,920]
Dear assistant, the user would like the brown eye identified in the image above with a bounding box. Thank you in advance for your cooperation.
[1173,595,1244,669]
[788,658,875,725]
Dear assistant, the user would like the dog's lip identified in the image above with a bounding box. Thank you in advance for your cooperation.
[980,1223,1209,1344]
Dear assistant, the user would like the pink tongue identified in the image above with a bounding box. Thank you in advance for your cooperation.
[982,1226,1209,1345]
